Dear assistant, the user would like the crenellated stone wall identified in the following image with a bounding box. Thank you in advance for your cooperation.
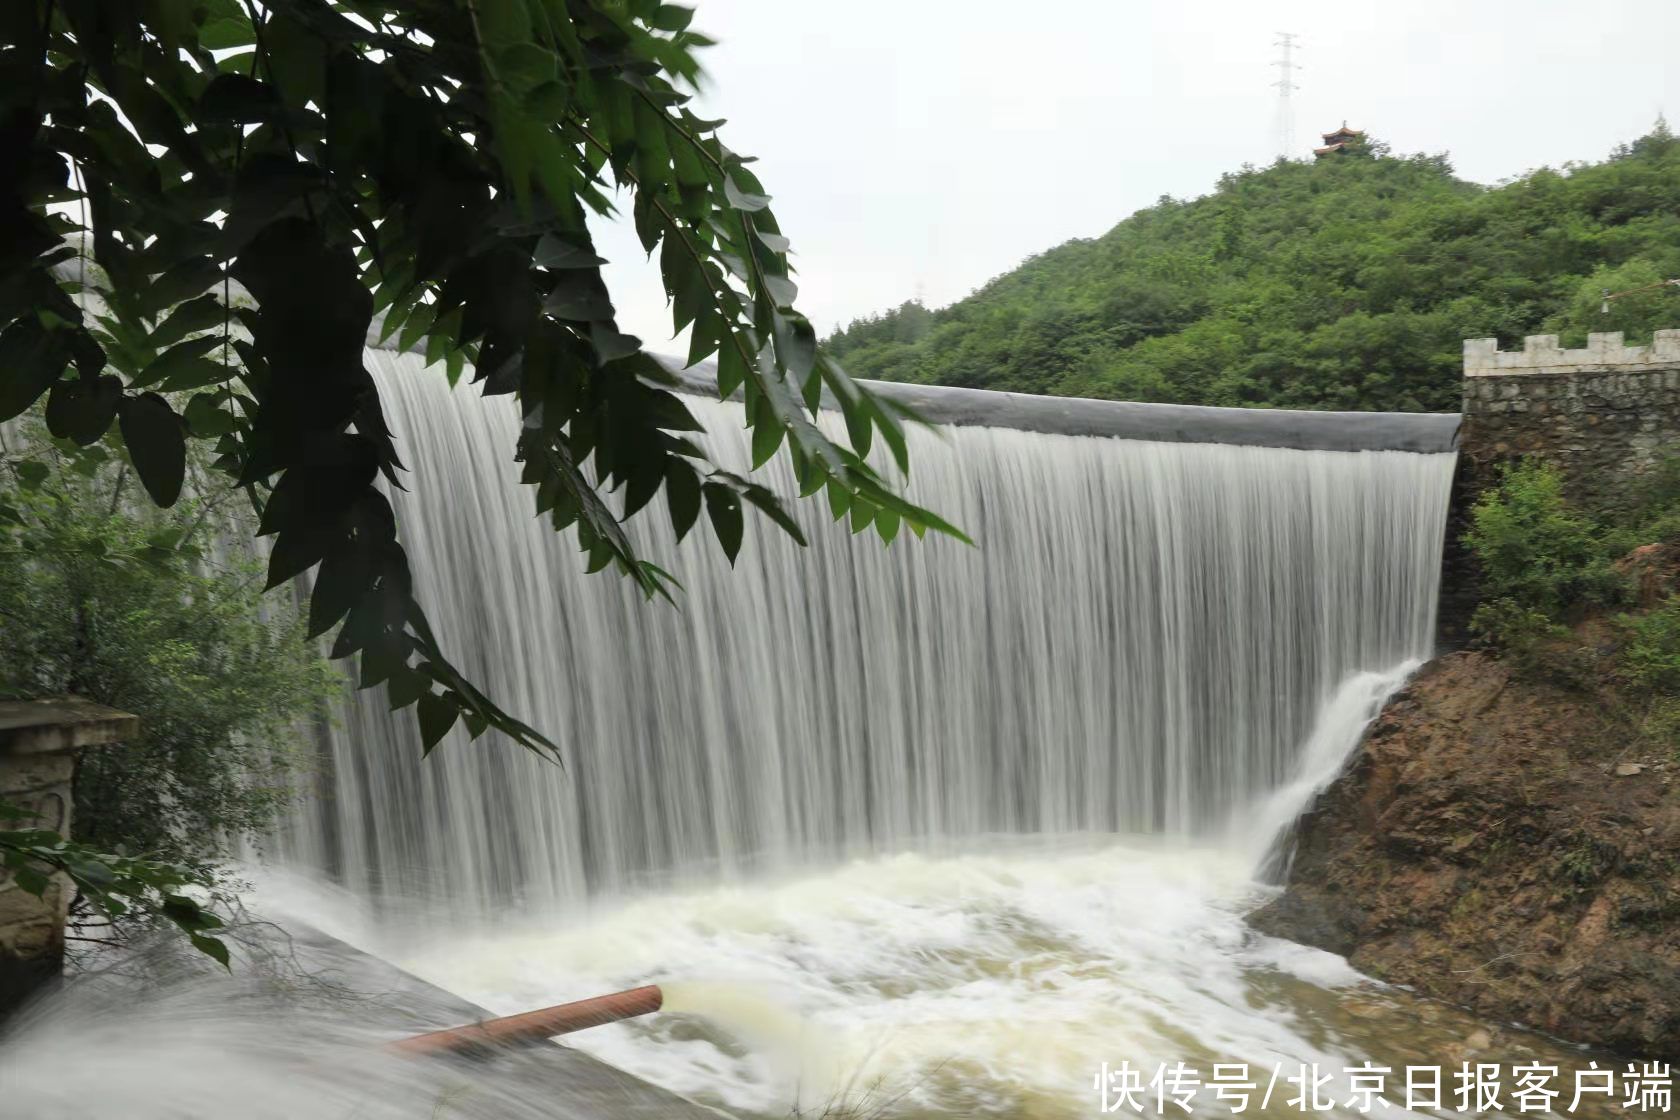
[0,699,138,1015]
[1461,330,1680,509]
[1438,330,1680,647]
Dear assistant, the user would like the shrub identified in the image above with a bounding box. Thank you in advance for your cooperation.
[1464,460,1628,621]
[1622,596,1680,694]
[0,435,339,900]
[1469,598,1567,669]
[1642,699,1680,760]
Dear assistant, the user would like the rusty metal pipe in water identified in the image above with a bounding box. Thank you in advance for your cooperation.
[387,985,664,1058]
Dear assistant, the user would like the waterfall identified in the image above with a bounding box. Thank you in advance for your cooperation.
[269,348,1455,917]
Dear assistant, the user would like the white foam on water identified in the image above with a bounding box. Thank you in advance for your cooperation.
[7,346,1479,1117]
[381,826,1384,1116]
[243,350,1463,1116]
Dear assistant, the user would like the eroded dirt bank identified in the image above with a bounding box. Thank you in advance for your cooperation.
[1249,650,1680,1057]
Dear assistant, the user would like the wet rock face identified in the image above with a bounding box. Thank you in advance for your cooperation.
[1250,651,1680,1058]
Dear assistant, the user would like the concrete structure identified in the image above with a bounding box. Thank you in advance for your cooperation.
[664,360,1461,454]
[0,699,138,1013]
[284,923,719,1118]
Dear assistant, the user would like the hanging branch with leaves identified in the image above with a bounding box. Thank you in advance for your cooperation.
[0,0,965,756]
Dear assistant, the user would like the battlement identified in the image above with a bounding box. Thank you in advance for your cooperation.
[1464,331,1680,376]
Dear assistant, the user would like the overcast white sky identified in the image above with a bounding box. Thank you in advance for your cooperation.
[595,0,1680,350]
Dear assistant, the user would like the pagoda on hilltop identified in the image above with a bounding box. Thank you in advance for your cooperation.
[1314,122,1365,158]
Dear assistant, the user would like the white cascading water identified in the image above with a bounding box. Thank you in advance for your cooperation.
[224,349,1520,1116]
[267,348,1454,918]
[31,347,1595,1120]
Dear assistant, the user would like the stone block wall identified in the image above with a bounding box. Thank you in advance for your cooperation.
[0,699,138,1013]
[1461,331,1680,510]
[1439,330,1680,647]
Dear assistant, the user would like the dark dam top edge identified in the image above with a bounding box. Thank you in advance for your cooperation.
[664,361,1462,455]
[361,323,1460,453]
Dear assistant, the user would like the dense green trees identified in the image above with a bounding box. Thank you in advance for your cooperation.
[0,433,336,961]
[829,124,1680,413]
[0,434,337,942]
[0,437,337,872]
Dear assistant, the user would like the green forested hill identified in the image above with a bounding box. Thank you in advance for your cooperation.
[825,127,1680,413]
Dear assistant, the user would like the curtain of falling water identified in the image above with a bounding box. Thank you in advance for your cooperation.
[267,350,1455,916]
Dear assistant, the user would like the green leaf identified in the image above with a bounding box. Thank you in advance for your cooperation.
[45,374,122,445]
[849,493,876,533]
[197,15,255,50]
[183,392,240,437]
[778,313,816,390]
[136,335,222,389]
[12,864,50,897]
[493,42,555,91]
[650,4,695,31]
[723,176,771,211]
[825,478,851,521]
[534,234,607,270]
[14,461,50,491]
[874,508,901,543]
[703,481,743,563]
[686,310,723,367]
[198,72,278,123]
[189,933,231,969]
[308,546,372,638]
[750,398,784,468]
[0,319,69,422]
[386,667,429,712]
[117,393,187,507]
[417,692,459,753]
[149,294,225,350]
[161,894,214,931]
[545,272,615,321]
[590,321,641,362]
[665,460,701,539]
[763,273,798,308]
[740,484,807,546]
[397,304,435,355]
[717,340,748,397]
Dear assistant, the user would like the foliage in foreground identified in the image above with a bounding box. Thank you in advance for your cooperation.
[2,0,962,760]
[0,431,337,957]
[0,803,228,966]
[828,124,1680,413]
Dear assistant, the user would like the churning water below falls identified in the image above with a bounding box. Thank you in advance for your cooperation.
[6,352,1617,1116]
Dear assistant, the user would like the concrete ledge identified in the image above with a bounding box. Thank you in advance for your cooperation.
[0,699,138,757]
[282,922,720,1119]
[664,361,1462,454]
[363,321,1460,454]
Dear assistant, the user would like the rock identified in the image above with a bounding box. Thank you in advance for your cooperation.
[1615,541,1680,608]
[1250,650,1680,1058]
[1465,1029,1492,1051]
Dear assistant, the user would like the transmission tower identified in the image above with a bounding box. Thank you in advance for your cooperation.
[1271,33,1301,159]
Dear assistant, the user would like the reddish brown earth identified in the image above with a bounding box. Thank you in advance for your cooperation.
[1249,648,1680,1057]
